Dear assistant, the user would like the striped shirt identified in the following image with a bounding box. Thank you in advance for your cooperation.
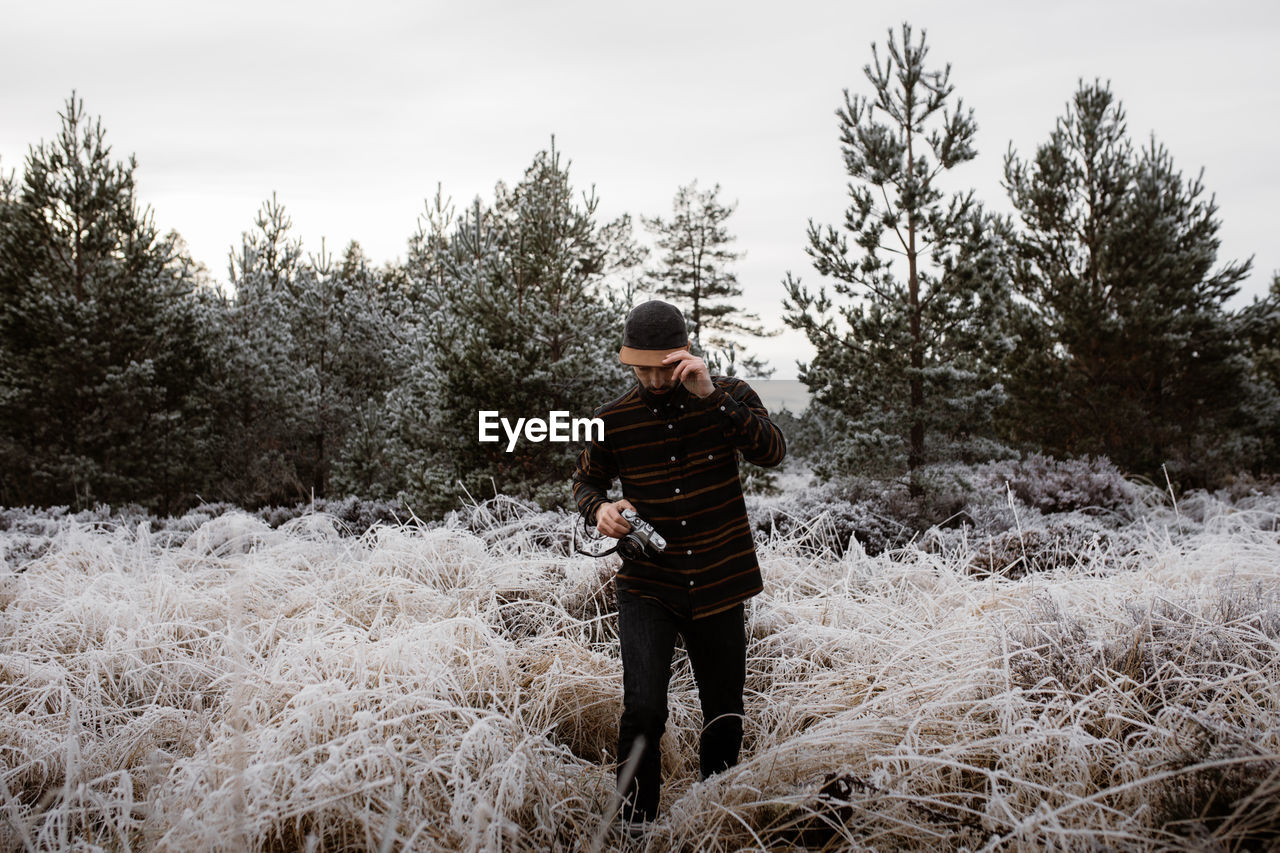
[572,376,786,619]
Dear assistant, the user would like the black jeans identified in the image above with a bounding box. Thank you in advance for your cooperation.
[616,591,746,821]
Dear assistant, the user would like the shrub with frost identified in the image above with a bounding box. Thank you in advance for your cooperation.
[747,483,913,556]
[972,453,1143,514]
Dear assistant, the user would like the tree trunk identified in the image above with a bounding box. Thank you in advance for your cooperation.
[906,123,924,498]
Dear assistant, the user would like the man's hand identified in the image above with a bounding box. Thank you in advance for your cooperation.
[662,350,714,398]
[596,499,636,538]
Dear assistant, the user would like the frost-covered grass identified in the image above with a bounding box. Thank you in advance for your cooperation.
[1,487,1279,852]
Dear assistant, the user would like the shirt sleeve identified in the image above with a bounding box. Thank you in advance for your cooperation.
[571,417,617,526]
[699,379,787,467]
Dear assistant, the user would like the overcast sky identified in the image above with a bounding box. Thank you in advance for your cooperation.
[3,0,1277,379]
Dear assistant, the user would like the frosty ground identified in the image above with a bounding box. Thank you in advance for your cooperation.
[1,475,1278,852]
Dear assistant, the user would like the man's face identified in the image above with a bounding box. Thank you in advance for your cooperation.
[633,363,677,394]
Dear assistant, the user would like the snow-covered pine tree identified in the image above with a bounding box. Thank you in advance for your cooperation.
[404,183,456,305]
[209,197,405,506]
[643,181,773,376]
[384,142,637,515]
[372,190,460,506]
[208,193,313,504]
[782,23,1013,493]
[1001,80,1255,485]
[0,94,216,511]
[313,191,450,501]
[324,242,409,498]
[287,240,402,498]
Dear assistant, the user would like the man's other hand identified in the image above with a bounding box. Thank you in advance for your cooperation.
[596,499,636,538]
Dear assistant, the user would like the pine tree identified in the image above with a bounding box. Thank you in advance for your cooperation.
[1231,273,1280,473]
[208,193,312,504]
[0,94,215,511]
[384,142,638,515]
[644,181,773,375]
[782,24,1013,492]
[1001,81,1254,483]
[311,241,404,498]
[206,195,406,505]
[404,183,456,306]
[371,191,461,504]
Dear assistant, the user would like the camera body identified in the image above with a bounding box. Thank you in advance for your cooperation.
[618,508,667,560]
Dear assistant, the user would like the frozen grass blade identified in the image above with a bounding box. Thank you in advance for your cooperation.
[588,733,646,853]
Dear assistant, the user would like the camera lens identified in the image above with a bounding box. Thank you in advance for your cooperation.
[618,535,643,560]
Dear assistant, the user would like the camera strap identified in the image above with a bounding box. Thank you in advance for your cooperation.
[572,520,621,559]
[575,542,620,558]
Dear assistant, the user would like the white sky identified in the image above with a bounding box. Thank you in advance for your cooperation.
[3,0,1277,379]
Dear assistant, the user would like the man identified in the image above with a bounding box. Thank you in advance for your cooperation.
[572,300,786,831]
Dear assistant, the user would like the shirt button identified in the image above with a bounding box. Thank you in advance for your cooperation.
[674,488,680,494]
[720,405,726,411]
[688,580,694,587]
[680,405,684,409]
[670,456,676,462]
[668,424,674,430]
[681,520,687,526]
[708,454,714,460]
[686,549,692,555]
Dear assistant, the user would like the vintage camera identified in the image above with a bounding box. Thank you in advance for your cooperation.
[618,508,667,560]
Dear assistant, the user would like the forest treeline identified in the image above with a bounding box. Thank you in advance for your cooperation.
[2,25,1278,517]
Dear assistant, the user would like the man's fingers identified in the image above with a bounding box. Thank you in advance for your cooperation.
[674,360,706,386]
[665,352,704,380]
[596,500,635,538]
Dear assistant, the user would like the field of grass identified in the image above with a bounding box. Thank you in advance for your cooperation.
[2,482,1278,851]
